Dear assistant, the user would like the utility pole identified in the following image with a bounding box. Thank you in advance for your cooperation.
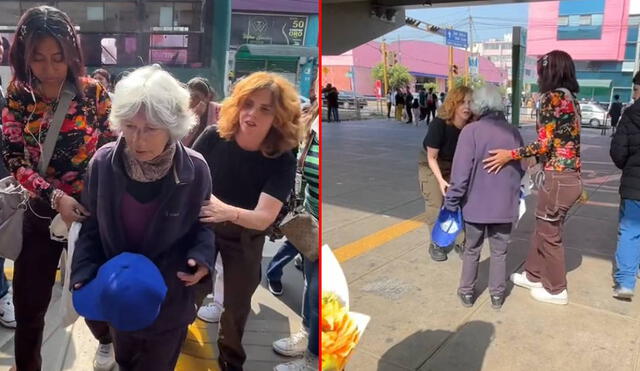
[381,41,389,96]
[467,14,473,86]
[448,26,454,91]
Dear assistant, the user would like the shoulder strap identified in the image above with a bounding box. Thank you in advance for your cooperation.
[297,130,316,170]
[38,83,76,175]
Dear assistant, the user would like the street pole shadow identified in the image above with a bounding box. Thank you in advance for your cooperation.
[377,321,495,371]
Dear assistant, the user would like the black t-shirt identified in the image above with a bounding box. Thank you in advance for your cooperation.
[422,117,462,162]
[192,127,296,210]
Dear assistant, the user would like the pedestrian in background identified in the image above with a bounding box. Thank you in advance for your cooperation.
[425,87,438,125]
[609,94,623,137]
[445,85,525,310]
[418,85,473,262]
[394,87,405,122]
[610,72,640,301]
[404,87,413,124]
[387,89,393,119]
[484,50,583,305]
[1,6,115,370]
[91,68,112,94]
[192,72,301,371]
[273,75,320,371]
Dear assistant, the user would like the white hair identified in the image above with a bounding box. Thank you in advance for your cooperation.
[470,84,505,116]
[109,65,197,140]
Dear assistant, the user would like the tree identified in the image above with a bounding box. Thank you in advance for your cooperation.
[371,63,413,93]
[453,75,486,90]
[422,82,438,92]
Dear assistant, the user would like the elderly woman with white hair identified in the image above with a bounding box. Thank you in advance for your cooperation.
[70,64,216,370]
[444,84,525,310]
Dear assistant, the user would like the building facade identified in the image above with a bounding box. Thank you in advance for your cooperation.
[322,40,505,97]
[229,0,318,96]
[527,0,637,103]
[473,33,537,87]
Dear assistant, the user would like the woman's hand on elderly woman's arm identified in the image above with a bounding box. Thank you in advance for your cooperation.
[199,193,283,231]
[482,149,514,174]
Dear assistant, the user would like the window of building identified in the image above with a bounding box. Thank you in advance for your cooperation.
[558,16,569,26]
[579,15,591,26]
[592,14,603,26]
[568,15,580,27]
[105,2,138,32]
[58,2,104,32]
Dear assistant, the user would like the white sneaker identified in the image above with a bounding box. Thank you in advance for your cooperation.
[273,351,318,371]
[93,343,115,371]
[273,328,308,357]
[511,272,543,289]
[197,303,223,323]
[0,292,15,329]
[530,287,568,305]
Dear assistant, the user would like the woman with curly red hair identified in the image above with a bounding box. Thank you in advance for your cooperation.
[193,71,303,371]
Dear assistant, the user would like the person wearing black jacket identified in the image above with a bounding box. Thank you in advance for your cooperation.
[405,87,414,124]
[610,73,640,300]
[609,94,623,137]
[425,87,439,125]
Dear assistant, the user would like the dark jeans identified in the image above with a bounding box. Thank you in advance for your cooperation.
[419,107,427,121]
[111,325,187,371]
[458,223,512,296]
[387,102,392,118]
[328,106,340,122]
[406,106,413,123]
[524,171,582,294]
[426,106,437,125]
[302,258,318,356]
[14,198,111,371]
[0,258,9,298]
[266,241,298,282]
[215,223,264,371]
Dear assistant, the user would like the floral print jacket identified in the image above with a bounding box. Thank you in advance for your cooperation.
[510,89,581,171]
[1,77,114,202]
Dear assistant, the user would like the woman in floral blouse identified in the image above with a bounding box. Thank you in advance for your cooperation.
[1,6,115,370]
[483,50,583,306]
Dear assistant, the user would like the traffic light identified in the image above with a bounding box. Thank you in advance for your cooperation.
[387,51,397,67]
[405,17,421,27]
[452,64,459,75]
[427,25,441,33]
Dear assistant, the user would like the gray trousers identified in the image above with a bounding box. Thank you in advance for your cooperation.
[458,222,512,296]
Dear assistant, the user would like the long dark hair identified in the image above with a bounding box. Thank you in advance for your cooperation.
[537,50,579,95]
[9,6,85,94]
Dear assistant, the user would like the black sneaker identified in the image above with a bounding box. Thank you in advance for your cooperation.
[491,295,505,310]
[268,279,283,296]
[458,292,474,307]
[428,243,447,262]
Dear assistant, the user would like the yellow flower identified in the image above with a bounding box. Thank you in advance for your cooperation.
[322,293,361,370]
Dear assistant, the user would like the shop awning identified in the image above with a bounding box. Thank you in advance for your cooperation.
[578,79,612,89]
[237,44,318,58]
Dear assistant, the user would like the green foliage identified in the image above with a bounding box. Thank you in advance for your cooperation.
[371,63,413,92]
[422,82,438,92]
[453,75,486,90]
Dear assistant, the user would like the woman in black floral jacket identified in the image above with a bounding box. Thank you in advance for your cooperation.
[0,6,116,370]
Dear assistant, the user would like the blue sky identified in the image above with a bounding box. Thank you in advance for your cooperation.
[376,3,530,45]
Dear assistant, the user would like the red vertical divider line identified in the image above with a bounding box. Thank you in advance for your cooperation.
[317,0,323,368]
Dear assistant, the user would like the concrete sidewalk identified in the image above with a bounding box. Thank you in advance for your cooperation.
[0,239,305,371]
[323,119,635,371]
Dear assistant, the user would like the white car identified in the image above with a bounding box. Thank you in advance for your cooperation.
[580,103,609,127]
[300,95,311,110]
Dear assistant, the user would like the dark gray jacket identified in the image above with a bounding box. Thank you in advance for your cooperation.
[445,112,525,224]
[611,99,640,200]
[70,138,216,334]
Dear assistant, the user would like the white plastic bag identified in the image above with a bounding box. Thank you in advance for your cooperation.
[60,222,81,328]
[321,244,349,310]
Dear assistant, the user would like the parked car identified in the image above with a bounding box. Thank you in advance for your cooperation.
[300,95,311,110]
[579,103,609,127]
[323,91,367,110]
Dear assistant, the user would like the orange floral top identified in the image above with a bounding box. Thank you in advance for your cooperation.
[1,77,114,202]
[511,89,581,171]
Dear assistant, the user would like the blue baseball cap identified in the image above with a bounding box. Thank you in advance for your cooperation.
[431,207,463,248]
[73,252,168,332]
